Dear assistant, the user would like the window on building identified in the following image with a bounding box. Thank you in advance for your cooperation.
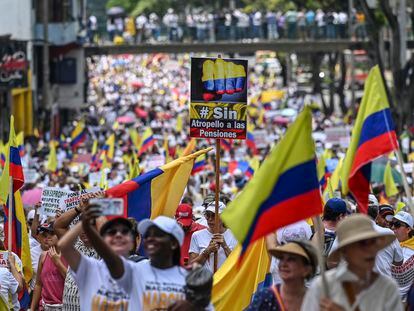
[35,0,73,23]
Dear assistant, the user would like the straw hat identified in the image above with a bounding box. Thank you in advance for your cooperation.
[268,241,318,276]
[329,214,395,259]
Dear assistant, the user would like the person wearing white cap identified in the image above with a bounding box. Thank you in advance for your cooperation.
[391,211,414,299]
[189,201,238,272]
[302,214,403,311]
[78,203,208,311]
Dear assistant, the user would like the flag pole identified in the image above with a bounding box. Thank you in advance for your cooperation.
[395,149,414,216]
[8,176,13,252]
[214,138,221,272]
[312,216,330,298]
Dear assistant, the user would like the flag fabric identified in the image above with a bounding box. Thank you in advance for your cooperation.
[191,154,206,175]
[228,160,249,174]
[341,66,398,213]
[221,106,323,261]
[182,138,197,156]
[212,238,272,311]
[138,128,155,156]
[70,121,87,150]
[106,148,212,220]
[0,116,25,204]
[246,158,260,179]
[317,155,328,188]
[176,114,183,132]
[128,152,140,180]
[16,132,24,157]
[102,134,115,160]
[4,190,33,284]
[246,131,258,155]
[46,141,58,173]
[91,139,98,162]
[220,139,232,152]
[322,158,343,200]
[384,161,399,197]
[129,128,141,151]
[0,141,5,168]
[163,135,171,164]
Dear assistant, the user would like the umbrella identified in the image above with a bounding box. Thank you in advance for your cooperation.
[106,6,125,17]
[280,108,297,117]
[273,116,290,125]
[22,188,42,206]
[135,107,148,118]
[370,163,402,184]
[117,115,135,124]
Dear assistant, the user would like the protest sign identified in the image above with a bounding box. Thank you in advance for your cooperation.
[325,126,351,148]
[40,187,71,217]
[391,255,414,288]
[190,57,248,140]
[59,187,102,212]
[88,172,101,187]
[0,251,8,267]
[23,168,38,184]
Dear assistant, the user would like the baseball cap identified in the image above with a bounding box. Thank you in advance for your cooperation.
[205,201,226,214]
[175,204,193,227]
[27,210,36,222]
[368,194,379,207]
[393,211,414,228]
[325,198,348,214]
[379,204,394,222]
[37,222,54,234]
[100,218,134,236]
[138,216,184,247]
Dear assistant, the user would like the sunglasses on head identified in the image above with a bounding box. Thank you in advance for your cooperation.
[104,227,131,236]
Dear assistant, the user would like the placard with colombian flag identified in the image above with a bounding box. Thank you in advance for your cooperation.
[190,57,248,140]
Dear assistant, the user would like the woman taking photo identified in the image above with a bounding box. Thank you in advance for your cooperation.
[302,214,403,311]
[247,240,318,311]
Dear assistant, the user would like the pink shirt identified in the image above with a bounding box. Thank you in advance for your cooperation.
[40,253,67,304]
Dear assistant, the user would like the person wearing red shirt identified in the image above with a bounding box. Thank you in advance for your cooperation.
[175,203,206,266]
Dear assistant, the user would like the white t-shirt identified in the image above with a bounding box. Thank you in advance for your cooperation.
[0,267,19,310]
[189,228,238,272]
[116,259,188,311]
[71,255,130,311]
[399,245,414,299]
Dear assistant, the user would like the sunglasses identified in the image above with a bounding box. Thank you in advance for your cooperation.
[104,227,131,236]
[391,222,407,229]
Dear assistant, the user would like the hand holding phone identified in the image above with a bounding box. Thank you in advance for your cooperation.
[89,198,124,216]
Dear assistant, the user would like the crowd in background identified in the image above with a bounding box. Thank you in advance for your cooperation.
[86,8,371,44]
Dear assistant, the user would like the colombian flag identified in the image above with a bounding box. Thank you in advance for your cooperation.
[0,116,25,204]
[70,121,87,150]
[246,131,258,155]
[191,154,206,175]
[16,132,25,157]
[0,141,5,168]
[212,238,272,311]
[246,158,260,179]
[221,106,323,261]
[102,134,115,161]
[138,128,155,156]
[107,148,212,220]
[341,66,398,213]
[220,139,232,152]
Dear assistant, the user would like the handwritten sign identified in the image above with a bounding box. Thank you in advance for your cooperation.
[40,187,71,217]
[23,168,38,184]
[59,187,102,212]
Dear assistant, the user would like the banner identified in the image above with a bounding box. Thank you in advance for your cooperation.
[0,251,8,267]
[190,57,248,140]
[0,40,29,88]
[40,187,71,216]
[59,187,102,212]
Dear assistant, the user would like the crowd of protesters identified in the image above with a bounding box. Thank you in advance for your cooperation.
[87,7,371,44]
[1,52,414,310]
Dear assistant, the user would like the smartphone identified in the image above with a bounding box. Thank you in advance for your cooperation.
[89,198,124,216]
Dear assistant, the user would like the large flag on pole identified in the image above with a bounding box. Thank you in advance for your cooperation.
[107,148,212,220]
[341,65,398,213]
[212,238,272,311]
[70,121,87,150]
[0,116,24,204]
[221,106,323,261]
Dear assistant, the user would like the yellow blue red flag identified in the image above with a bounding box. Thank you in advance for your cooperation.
[221,106,323,261]
[70,121,87,150]
[138,128,155,156]
[107,148,212,219]
[341,66,398,213]
[212,238,271,311]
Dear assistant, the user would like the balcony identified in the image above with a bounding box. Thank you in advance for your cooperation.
[35,22,78,46]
